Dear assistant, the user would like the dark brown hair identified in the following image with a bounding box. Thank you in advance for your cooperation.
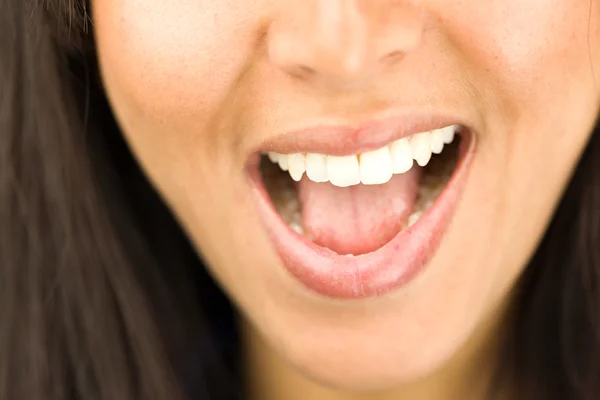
[1,1,599,399]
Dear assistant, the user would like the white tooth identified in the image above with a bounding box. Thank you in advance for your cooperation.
[287,153,306,182]
[410,132,432,167]
[267,152,279,163]
[390,138,414,174]
[430,129,444,154]
[442,125,457,144]
[327,155,360,187]
[289,222,304,235]
[305,153,329,183]
[408,211,423,227]
[278,155,289,171]
[359,147,393,185]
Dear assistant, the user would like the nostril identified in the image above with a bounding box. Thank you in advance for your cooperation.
[382,50,405,66]
[289,65,316,80]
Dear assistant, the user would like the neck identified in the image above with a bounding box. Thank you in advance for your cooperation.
[241,305,509,400]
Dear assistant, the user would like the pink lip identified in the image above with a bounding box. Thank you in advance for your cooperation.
[259,112,463,156]
[247,125,476,299]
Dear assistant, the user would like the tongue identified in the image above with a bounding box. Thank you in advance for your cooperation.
[297,169,421,255]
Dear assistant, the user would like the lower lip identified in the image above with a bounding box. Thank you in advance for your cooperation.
[247,133,476,299]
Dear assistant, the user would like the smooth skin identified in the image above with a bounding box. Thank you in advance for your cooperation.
[93,1,600,399]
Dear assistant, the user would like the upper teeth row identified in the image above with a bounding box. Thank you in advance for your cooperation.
[265,125,459,188]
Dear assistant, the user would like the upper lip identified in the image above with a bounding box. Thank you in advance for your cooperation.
[258,111,466,157]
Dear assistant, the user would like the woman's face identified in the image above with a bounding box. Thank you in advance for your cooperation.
[93,0,600,392]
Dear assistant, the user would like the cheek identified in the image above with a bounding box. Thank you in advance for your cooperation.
[92,0,265,119]
[441,0,600,102]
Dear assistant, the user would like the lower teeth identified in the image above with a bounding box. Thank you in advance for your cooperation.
[261,139,459,242]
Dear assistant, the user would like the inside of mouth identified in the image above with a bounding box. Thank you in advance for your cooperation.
[259,135,461,256]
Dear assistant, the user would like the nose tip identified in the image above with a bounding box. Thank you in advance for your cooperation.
[267,1,424,88]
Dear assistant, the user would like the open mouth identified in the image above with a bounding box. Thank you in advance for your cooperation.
[248,121,475,299]
[261,125,460,256]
